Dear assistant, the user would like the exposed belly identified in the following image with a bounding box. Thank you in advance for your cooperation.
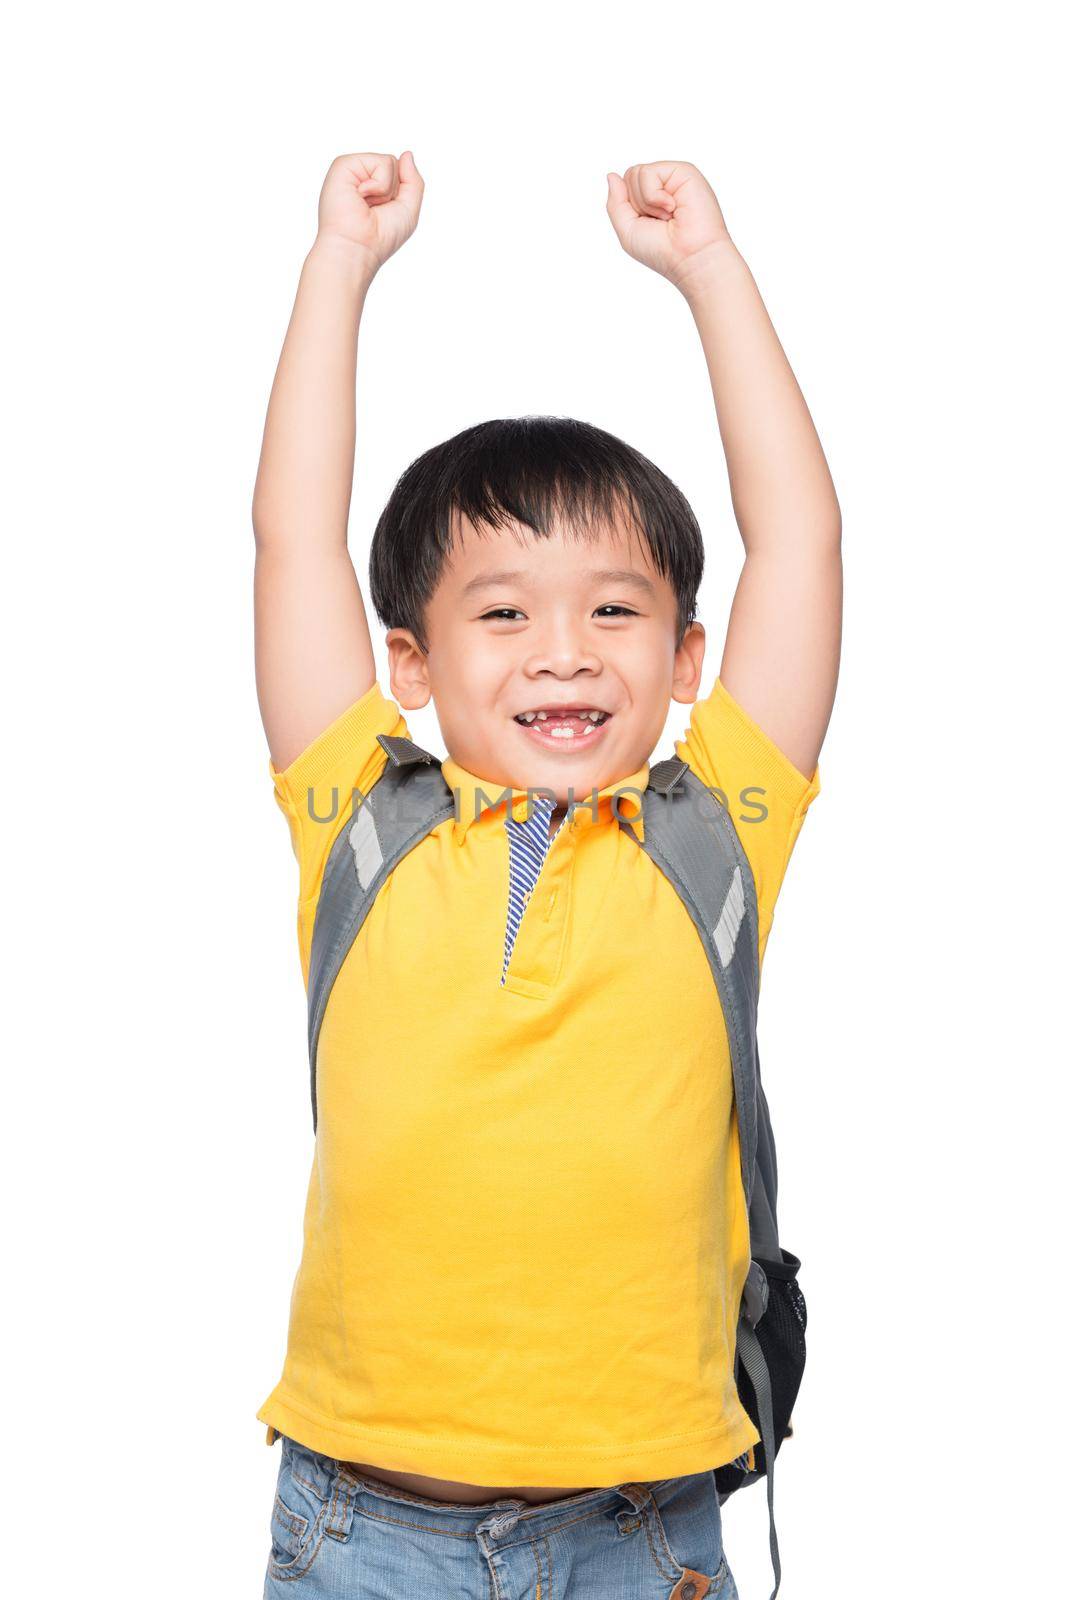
[343,1460,594,1505]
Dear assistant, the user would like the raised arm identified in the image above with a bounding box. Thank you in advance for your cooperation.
[606,162,841,778]
[253,151,423,772]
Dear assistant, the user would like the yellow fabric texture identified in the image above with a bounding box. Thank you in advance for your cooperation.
[257,677,820,1484]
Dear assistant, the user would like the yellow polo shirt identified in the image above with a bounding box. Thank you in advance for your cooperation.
[257,677,820,1484]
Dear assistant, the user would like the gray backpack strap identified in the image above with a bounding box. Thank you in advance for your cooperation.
[306,733,454,1128]
[622,756,785,1600]
[737,1319,782,1599]
[623,760,766,1225]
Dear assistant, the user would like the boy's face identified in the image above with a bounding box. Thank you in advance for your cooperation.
[386,516,705,802]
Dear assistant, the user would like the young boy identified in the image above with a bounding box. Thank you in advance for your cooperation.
[252,151,840,1599]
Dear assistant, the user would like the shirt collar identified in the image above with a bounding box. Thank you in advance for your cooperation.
[440,758,649,844]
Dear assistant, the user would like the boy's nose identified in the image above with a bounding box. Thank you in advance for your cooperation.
[523,633,603,679]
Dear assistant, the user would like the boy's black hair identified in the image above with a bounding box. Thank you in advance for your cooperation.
[368,416,704,651]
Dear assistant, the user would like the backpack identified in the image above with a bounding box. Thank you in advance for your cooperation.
[306,733,808,1600]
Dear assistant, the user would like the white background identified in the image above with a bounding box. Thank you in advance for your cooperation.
[3,3,1064,1594]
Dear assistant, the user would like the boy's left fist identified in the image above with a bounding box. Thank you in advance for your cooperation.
[606,162,732,294]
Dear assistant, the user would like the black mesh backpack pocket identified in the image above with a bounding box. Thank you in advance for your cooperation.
[715,1250,807,1500]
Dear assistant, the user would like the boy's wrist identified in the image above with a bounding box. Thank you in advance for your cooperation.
[673,239,749,307]
[306,231,380,291]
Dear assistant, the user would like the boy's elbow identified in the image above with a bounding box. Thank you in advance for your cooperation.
[825,486,843,549]
[799,491,843,559]
[252,489,285,552]
[251,480,269,545]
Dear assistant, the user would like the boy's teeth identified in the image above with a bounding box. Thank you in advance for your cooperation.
[515,708,609,741]
[516,709,607,723]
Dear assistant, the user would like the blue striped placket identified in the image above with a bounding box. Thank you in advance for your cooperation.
[501,793,560,985]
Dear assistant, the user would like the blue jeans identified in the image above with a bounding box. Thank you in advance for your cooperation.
[263,1434,739,1598]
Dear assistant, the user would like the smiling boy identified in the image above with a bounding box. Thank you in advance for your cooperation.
[252,151,841,1599]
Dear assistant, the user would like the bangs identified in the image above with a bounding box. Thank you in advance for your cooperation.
[369,416,703,649]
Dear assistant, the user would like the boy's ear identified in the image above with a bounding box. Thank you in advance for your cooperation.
[671,621,706,705]
[385,628,432,710]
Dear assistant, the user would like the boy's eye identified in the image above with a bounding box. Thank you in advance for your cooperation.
[479,604,639,621]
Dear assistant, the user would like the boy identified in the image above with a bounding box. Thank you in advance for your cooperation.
[253,151,840,1598]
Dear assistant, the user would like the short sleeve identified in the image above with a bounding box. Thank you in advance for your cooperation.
[674,677,821,968]
[269,681,409,980]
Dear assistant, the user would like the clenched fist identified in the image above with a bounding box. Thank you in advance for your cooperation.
[606,161,733,294]
[316,151,424,275]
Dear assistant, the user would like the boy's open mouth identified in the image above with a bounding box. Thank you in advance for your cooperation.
[512,705,612,749]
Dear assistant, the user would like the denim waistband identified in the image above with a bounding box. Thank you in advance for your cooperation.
[281,1433,671,1544]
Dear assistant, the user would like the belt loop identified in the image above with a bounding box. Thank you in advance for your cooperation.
[616,1482,653,1513]
[325,1468,357,1542]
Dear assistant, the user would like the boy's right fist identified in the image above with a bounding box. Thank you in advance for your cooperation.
[316,151,424,274]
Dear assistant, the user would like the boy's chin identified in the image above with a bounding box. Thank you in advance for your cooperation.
[504,751,644,806]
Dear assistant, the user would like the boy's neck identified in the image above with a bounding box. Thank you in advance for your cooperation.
[548,803,569,838]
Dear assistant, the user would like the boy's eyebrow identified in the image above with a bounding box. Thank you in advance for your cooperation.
[588,568,658,596]
[461,569,532,596]
[461,567,657,597]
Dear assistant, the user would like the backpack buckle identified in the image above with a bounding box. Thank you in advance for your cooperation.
[377,734,439,767]
[647,756,689,795]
